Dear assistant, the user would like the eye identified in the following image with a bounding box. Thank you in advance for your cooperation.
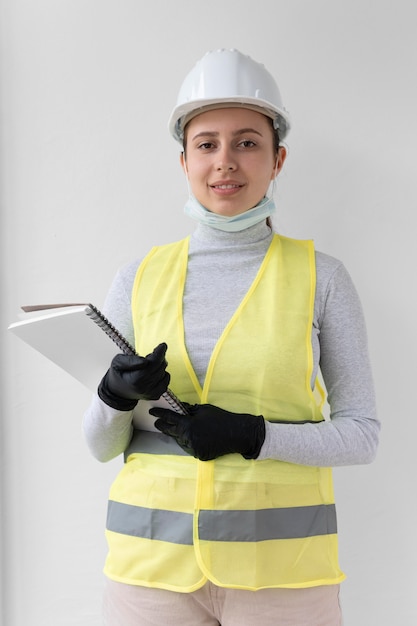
[197,141,216,150]
[238,139,256,148]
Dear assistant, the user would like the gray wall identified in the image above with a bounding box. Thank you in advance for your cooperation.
[1,1,416,624]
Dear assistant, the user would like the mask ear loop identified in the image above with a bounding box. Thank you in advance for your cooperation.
[182,152,194,199]
[266,154,280,200]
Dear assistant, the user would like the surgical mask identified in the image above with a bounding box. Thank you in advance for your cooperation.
[184,193,276,232]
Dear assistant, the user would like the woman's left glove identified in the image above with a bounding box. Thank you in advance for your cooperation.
[150,403,265,461]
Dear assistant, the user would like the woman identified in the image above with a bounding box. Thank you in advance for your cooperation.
[83,48,380,626]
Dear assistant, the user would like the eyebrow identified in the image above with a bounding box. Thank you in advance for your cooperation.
[190,128,264,142]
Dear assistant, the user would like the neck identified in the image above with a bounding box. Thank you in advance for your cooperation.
[192,219,273,246]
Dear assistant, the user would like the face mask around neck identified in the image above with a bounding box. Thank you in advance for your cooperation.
[183,194,276,232]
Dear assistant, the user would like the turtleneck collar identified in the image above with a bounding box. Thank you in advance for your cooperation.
[191,220,274,248]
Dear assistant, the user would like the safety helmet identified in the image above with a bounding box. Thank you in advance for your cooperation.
[168,48,291,144]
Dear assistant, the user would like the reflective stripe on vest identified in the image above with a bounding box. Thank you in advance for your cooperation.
[107,500,193,544]
[107,499,337,544]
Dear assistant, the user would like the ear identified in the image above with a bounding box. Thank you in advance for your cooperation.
[271,146,287,180]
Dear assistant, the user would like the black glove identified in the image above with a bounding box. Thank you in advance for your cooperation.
[98,343,170,411]
[150,403,265,461]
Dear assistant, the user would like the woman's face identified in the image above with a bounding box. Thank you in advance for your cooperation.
[181,107,286,217]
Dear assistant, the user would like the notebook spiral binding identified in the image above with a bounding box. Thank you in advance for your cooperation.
[86,304,186,415]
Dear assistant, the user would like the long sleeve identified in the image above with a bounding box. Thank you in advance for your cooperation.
[82,394,134,462]
[258,255,380,466]
[82,261,138,462]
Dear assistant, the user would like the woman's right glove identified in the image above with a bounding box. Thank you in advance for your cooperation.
[98,342,170,411]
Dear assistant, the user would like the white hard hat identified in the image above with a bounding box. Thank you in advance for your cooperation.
[168,48,291,144]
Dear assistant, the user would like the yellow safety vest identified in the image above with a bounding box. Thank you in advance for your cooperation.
[104,234,345,591]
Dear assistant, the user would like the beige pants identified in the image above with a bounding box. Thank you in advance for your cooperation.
[103,578,342,626]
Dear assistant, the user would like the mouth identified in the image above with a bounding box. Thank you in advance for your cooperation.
[209,182,244,196]
[211,184,242,189]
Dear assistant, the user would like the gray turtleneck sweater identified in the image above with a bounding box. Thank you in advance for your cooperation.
[83,222,380,466]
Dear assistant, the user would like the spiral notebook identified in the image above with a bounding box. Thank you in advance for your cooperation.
[8,303,186,430]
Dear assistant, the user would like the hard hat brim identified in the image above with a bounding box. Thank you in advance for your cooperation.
[169,98,290,144]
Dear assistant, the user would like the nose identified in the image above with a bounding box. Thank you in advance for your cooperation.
[215,146,237,171]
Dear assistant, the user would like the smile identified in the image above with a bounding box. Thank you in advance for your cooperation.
[211,184,242,189]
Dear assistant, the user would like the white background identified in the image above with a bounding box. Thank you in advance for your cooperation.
[1,1,416,624]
